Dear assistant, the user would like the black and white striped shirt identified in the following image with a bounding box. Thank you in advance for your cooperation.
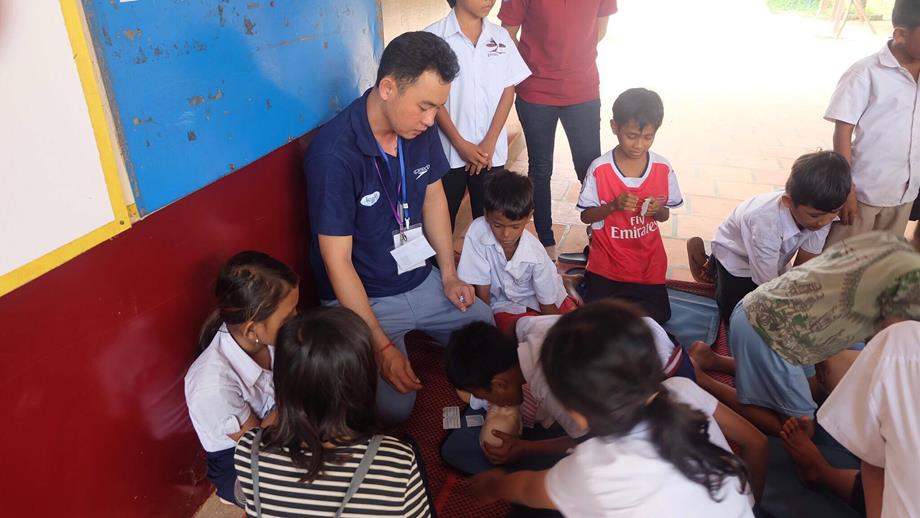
[234,429,431,518]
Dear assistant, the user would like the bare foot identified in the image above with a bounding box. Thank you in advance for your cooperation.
[689,341,719,371]
[686,237,714,284]
[779,416,829,487]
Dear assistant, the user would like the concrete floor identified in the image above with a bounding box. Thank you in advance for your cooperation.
[194,2,890,516]
[493,0,887,280]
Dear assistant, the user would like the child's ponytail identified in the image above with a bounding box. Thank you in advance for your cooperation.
[541,300,750,501]
[645,388,750,499]
[197,251,298,351]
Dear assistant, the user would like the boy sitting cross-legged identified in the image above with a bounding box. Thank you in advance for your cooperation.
[457,170,578,336]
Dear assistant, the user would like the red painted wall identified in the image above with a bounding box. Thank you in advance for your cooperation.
[0,135,315,517]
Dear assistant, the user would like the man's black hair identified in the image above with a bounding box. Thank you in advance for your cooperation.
[893,0,920,29]
[375,32,459,89]
[612,88,665,130]
[446,0,457,7]
[483,170,534,221]
[785,151,851,212]
[445,322,519,391]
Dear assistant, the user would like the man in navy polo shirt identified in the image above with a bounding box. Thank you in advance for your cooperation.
[305,31,494,424]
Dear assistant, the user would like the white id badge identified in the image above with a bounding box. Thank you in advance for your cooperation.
[390,224,435,274]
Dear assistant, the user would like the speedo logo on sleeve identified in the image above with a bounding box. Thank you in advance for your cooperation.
[413,164,430,179]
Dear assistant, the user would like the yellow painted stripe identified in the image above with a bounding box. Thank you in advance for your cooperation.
[0,1,131,298]
[0,221,125,296]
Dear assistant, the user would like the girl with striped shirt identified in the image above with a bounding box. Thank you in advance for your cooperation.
[234,307,431,517]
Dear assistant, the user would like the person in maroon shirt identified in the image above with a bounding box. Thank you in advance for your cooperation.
[499,0,618,254]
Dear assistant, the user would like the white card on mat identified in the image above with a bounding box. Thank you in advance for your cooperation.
[465,414,484,427]
[442,406,461,430]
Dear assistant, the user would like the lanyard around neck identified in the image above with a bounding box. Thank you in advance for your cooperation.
[373,138,410,229]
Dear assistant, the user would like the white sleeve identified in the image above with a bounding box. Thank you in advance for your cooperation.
[545,447,599,515]
[188,387,252,444]
[740,213,783,285]
[817,331,886,467]
[666,167,684,208]
[503,32,532,87]
[824,66,870,125]
[578,171,607,230]
[457,229,493,287]
[663,377,718,417]
[643,317,678,369]
[577,170,601,209]
[531,256,567,307]
[799,225,832,255]
[541,385,589,438]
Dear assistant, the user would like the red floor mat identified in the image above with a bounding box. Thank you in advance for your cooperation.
[400,280,731,517]
[400,331,510,518]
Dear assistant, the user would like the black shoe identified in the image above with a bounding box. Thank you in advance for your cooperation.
[558,252,587,265]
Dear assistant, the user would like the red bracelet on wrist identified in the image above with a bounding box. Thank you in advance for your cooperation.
[378,342,395,354]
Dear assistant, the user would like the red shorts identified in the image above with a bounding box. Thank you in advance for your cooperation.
[493,296,579,335]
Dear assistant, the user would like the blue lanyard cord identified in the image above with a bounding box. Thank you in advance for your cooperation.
[374,138,410,229]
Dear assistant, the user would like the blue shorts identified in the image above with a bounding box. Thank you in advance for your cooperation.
[729,303,816,418]
[205,447,240,505]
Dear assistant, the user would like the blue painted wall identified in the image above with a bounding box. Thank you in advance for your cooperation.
[83,0,383,215]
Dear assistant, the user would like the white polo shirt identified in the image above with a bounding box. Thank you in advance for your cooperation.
[425,11,531,169]
[458,216,567,315]
[185,324,275,452]
[818,321,920,518]
[824,41,920,207]
[545,376,753,518]
[710,191,832,285]
[516,315,589,439]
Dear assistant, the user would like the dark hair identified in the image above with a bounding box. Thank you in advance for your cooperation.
[446,321,519,391]
[612,88,665,130]
[483,170,534,221]
[261,308,378,482]
[785,151,851,212]
[893,0,920,29]
[447,0,457,7]
[375,32,459,90]
[540,300,750,501]
[198,251,298,350]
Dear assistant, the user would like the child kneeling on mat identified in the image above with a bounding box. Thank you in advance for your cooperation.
[458,170,578,336]
[470,302,756,517]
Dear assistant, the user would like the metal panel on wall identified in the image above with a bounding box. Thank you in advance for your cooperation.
[82,0,382,214]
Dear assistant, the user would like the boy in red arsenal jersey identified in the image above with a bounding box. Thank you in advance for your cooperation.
[577,88,683,323]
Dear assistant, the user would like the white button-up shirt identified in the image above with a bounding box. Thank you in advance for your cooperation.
[711,191,832,285]
[458,216,567,314]
[425,11,531,169]
[825,42,920,207]
[184,324,275,452]
[818,321,920,518]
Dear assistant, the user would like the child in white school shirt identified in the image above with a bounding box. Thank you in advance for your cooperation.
[184,251,299,506]
[470,302,755,517]
[823,0,920,247]
[425,0,531,229]
[457,171,577,336]
[817,320,920,518]
[686,151,851,326]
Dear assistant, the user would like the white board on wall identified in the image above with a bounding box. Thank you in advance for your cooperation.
[0,1,129,293]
